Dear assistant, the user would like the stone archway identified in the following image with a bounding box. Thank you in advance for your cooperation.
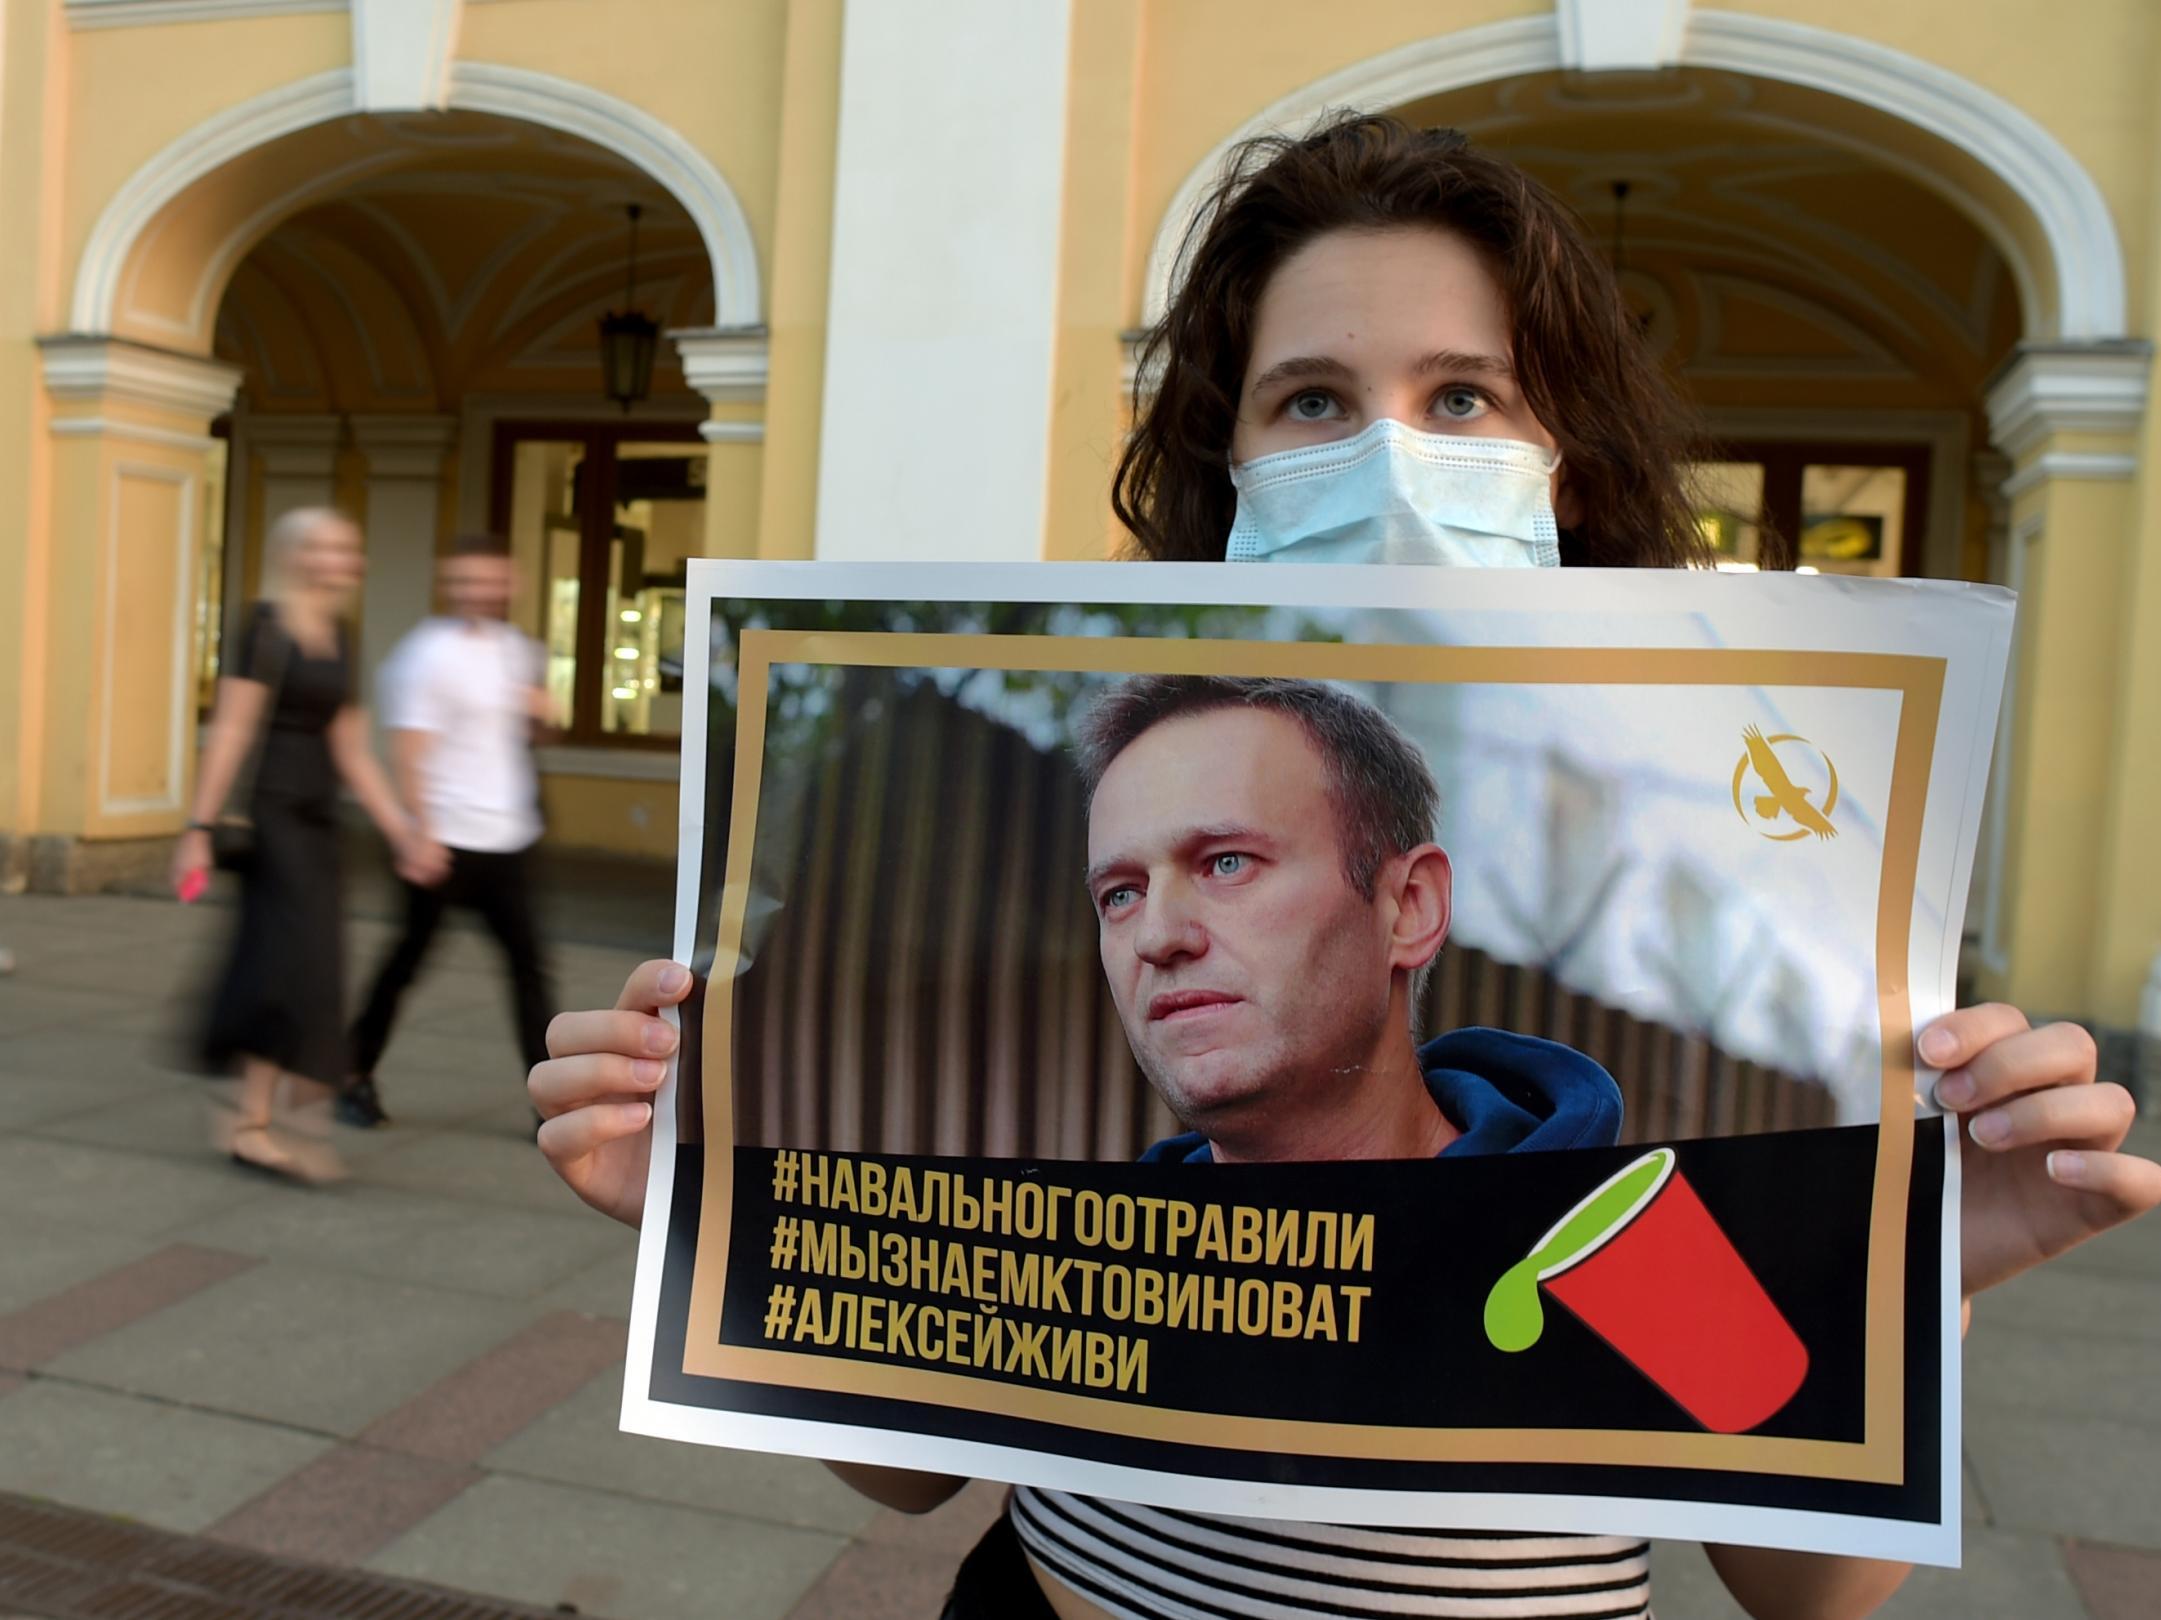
[1140,10,2122,344]
[26,63,765,888]
[1132,8,2149,1018]
[72,61,761,346]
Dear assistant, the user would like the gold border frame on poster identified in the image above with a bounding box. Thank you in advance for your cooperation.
[684,629,1941,1486]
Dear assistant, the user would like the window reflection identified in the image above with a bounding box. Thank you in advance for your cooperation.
[1692,461,1765,571]
[603,444,703,737]
[194,436,229,714]
[501,429,705,741]
[1800,464,1906,578]
[507,439,588,730]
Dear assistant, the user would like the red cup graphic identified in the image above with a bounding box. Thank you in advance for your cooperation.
[1486,1148,1809,1434]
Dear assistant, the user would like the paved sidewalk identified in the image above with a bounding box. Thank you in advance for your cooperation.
[0,884,2155,1619]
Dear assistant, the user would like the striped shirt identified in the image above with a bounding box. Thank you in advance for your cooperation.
[1012,1484,1652,1619]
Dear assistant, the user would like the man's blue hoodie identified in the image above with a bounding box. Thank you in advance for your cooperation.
[1136,1027,1623,1164]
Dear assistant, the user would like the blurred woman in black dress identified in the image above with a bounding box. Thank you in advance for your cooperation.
[171,508,439,1182]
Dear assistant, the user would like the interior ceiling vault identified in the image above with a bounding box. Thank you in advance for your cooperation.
[213,110,715,413]
[1390,67,2023,409]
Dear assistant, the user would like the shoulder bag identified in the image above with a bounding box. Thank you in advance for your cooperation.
[210,606,295,873]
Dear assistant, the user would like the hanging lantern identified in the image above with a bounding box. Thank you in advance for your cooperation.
[1609,180,1653,337]
[599,203,658,411]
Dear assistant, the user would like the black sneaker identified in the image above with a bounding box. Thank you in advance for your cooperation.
[336,1075,392,1129]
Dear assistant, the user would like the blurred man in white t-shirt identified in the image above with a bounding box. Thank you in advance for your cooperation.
[342,533,553,1128]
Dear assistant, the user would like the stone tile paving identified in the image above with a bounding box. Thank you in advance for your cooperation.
[367,1475,846,1620]
[0,1244,256,1370]
[0,885,2156,1618]
[41,1262,550,1439]
[0,1382,332,1535]
[2061,1539,2161,1620]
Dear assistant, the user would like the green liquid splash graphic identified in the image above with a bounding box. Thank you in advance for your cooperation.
[1483,1150,1670,1353]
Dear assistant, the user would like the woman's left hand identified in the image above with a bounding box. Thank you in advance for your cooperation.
[1925,1005,2161,1299]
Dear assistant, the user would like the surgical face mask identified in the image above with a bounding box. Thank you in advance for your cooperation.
[1226,418,1562,567]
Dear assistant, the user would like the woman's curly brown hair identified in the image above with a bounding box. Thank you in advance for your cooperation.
[1112,114,1727,569]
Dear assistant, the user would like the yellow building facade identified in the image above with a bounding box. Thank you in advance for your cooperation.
[0,0,2156,1047]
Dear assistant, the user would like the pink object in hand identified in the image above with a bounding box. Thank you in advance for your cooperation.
[176,869,208,904]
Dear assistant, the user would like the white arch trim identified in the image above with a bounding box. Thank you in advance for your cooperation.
[1141,10,2124,342]
[70,61,761,338]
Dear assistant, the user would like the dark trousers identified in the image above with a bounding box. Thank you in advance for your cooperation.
[349,845,552,1079]
[941,1514,1058,1619]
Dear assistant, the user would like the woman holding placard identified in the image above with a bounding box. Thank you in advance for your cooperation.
[530,117,2156,1620]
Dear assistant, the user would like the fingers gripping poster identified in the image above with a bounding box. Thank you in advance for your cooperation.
[623,562,2011,1565]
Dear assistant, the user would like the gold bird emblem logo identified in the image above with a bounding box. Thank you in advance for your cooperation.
[1731,726,1838,842]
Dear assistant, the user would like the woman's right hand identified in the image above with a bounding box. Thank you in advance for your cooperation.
[394,831,452,889]
[531,958,689,1227]
[170,827,211,895]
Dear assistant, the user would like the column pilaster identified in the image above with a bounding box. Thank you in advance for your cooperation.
[1978,342,2151,1016]
[813,0,1075,562]
[24,337,241,887]
[351,414,457,702]
[672,327,767,557]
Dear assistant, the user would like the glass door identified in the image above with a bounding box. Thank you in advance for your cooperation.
[502,436,589,729]
[603,442,706,738]
[1690,443,1930,576]
[492,421,706,744]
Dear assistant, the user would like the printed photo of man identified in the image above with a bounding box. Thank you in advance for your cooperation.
[540,645,2153,1620]
[939,675,1645,1615]
[1075,673,1620,1168]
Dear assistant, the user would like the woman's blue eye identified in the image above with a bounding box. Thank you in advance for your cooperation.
[1210,853,1247,876]
[1437,386,1487,419]
[1101,885,1137,912]
[1286,390,1338,421]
